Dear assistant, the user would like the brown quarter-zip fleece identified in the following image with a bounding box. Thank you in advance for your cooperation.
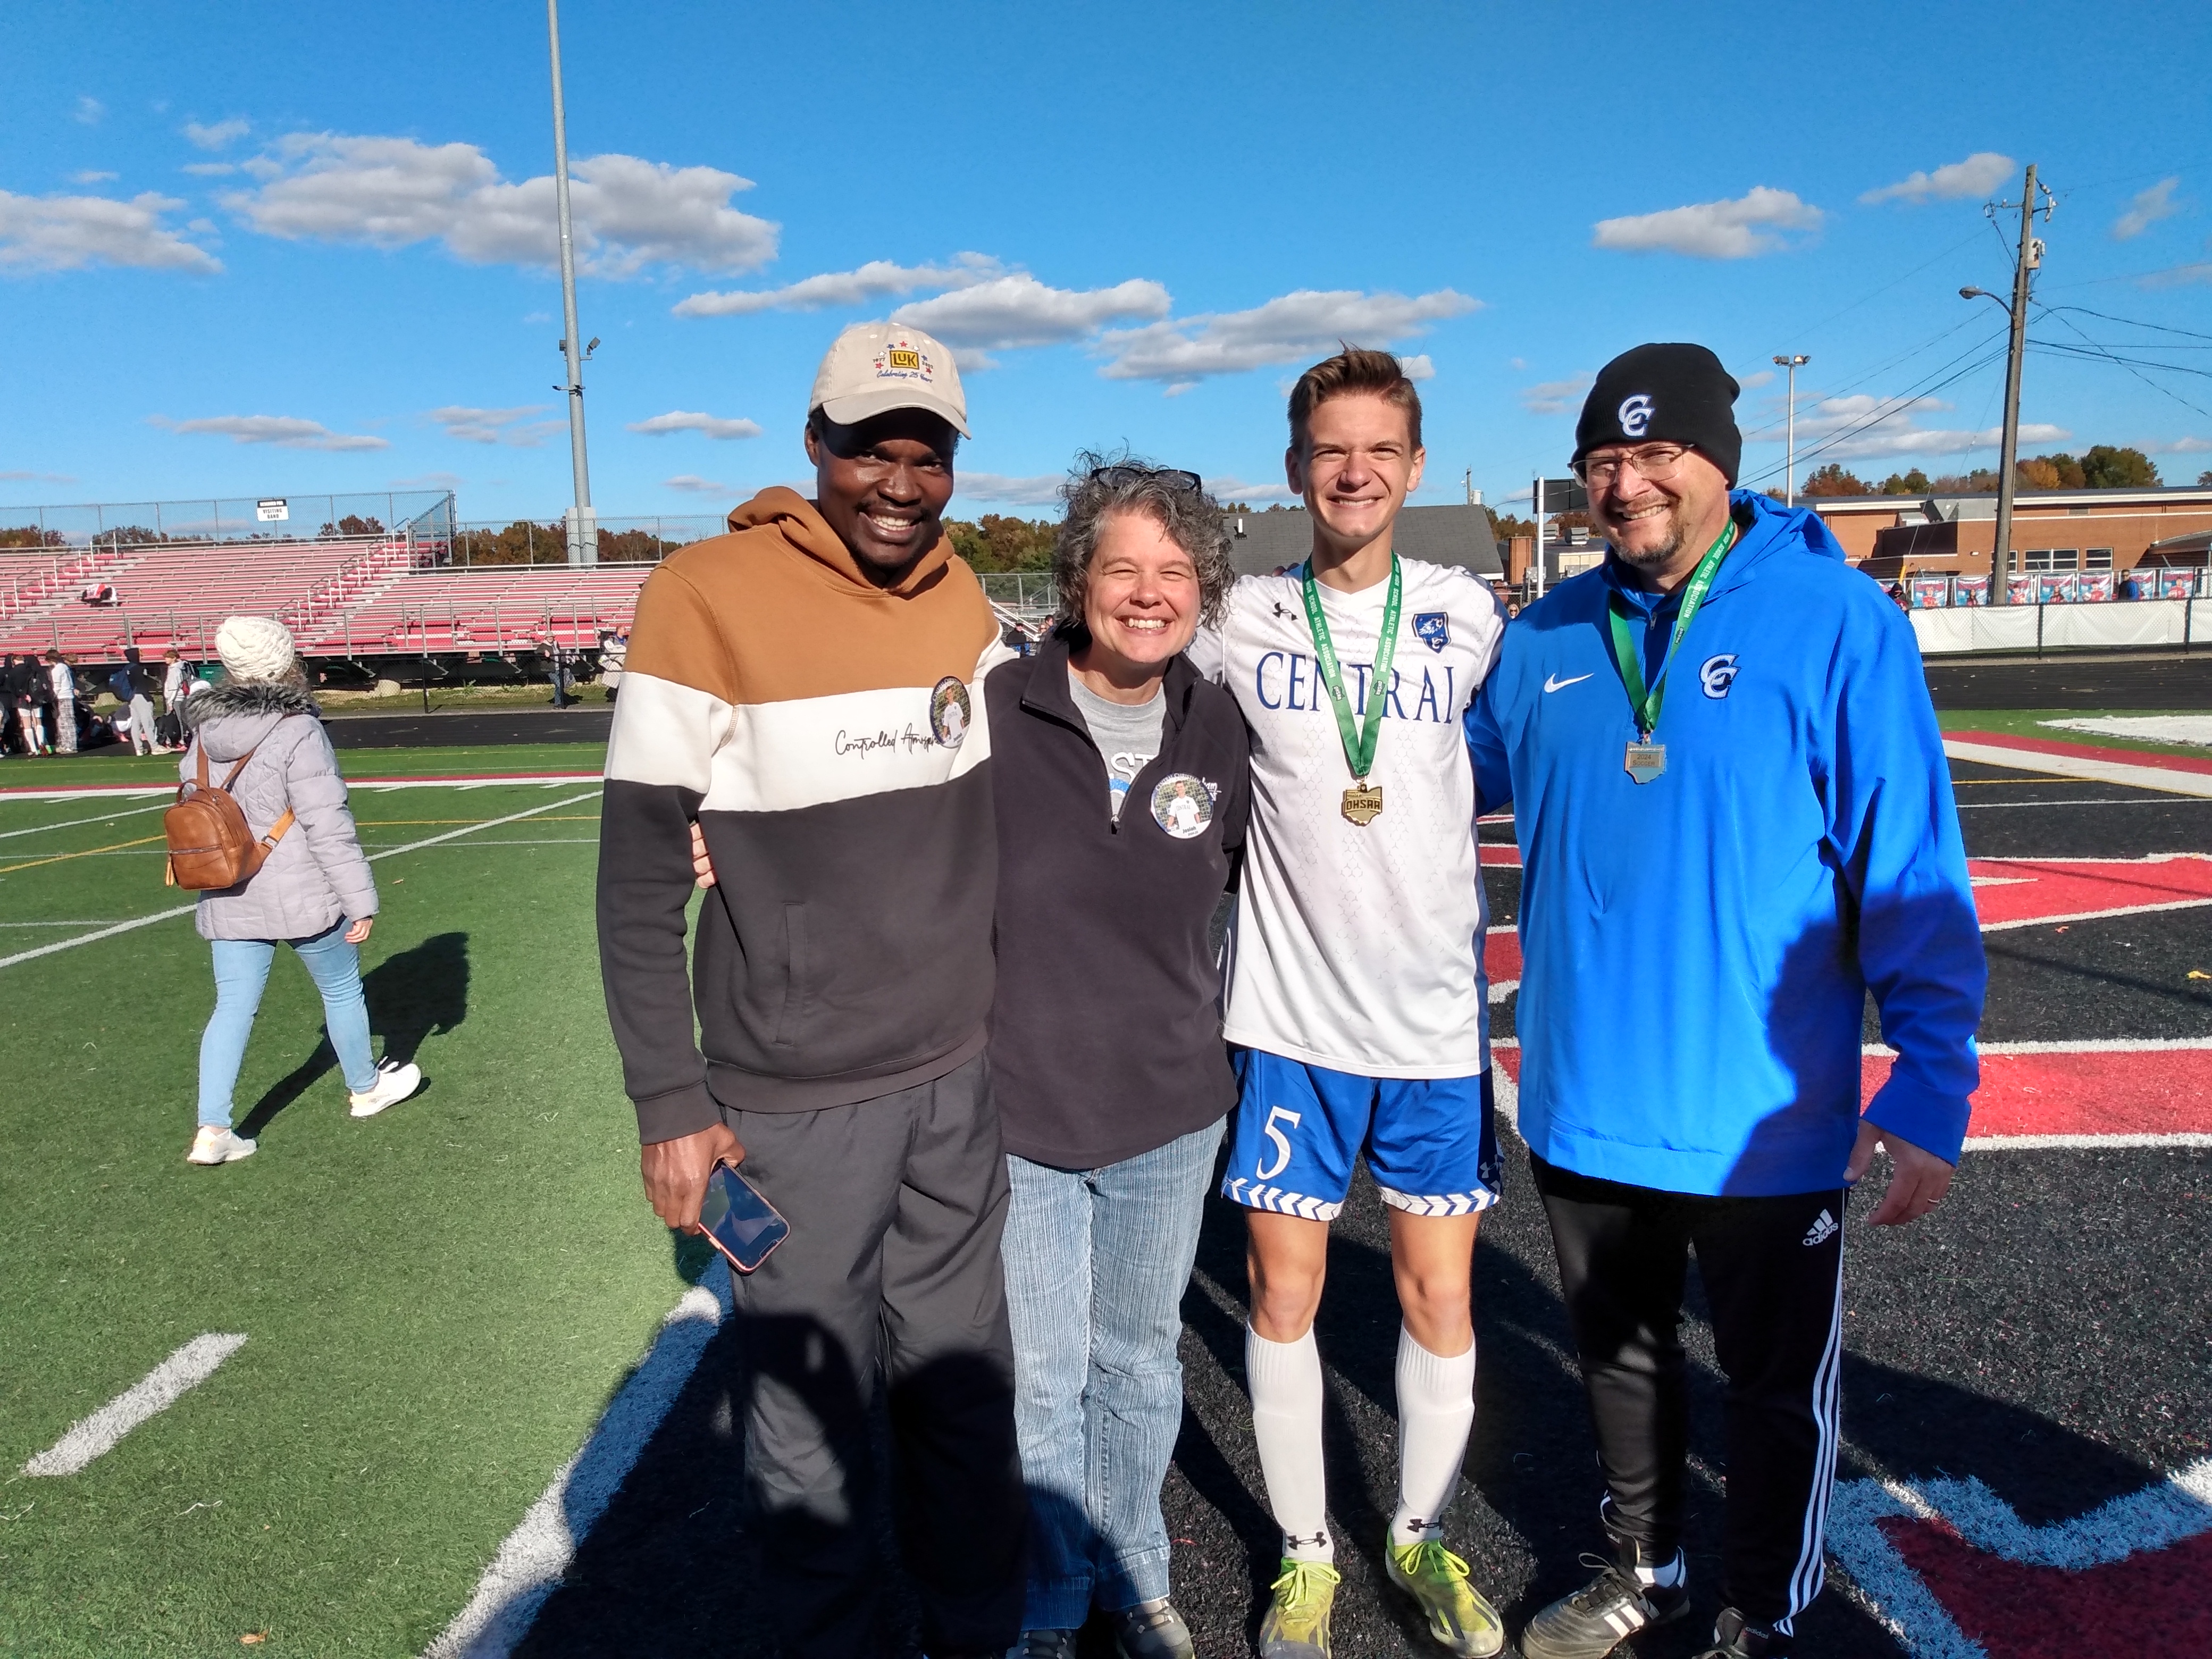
[596,487,1011,1142]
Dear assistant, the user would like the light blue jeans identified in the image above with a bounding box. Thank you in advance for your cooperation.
[1002,1117,1225,1630]
[198,922,377,1128]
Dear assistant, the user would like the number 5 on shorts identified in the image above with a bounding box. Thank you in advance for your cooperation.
[1256,1106,1302,1181]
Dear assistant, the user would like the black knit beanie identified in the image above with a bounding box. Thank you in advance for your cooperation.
[1574,343,1742,485]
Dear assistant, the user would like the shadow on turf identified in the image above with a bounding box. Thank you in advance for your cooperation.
[498,1171,2150,1659]
[236,931,468,1137]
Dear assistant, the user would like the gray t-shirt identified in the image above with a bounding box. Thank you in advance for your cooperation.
[1068,668,1166,822]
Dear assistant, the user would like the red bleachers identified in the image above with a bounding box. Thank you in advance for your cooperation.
[299,564,651,656]
[0,538,411,660]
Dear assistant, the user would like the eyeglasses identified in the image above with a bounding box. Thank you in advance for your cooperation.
[1090,465,1203,492]
[1571,444,1690,488]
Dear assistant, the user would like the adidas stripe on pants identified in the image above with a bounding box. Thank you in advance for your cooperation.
[1532,1154,1847,1633]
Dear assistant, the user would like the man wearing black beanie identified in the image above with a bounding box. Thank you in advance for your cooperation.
[1465,344,1985,1659]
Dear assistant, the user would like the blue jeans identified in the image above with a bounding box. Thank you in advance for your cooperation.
[198,922,378,1128]
[1002,1117,1225,1629]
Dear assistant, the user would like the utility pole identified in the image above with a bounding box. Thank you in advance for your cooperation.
[1967,163,2054,605]
[547,0,595,566]
[1532,475,1547,600]
[1773,354,1809,506]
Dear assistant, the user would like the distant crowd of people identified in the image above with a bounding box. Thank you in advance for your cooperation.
[2,644,204,757]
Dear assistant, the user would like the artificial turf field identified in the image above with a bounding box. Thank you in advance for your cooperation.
[2,732,2209,1658]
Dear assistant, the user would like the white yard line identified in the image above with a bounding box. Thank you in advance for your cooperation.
[0,790,600,973]
[23,1333,248,1477]
[421,1273,731,1659]
[1943,738,2212,800]
[0,801,170,840]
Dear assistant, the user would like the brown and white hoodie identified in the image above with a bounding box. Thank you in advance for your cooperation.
[595,487,1010,1143]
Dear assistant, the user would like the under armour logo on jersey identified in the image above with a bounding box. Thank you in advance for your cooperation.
[1803,1209,1838,1246]
[1618,393,1655,438]
[1700,653,1740,698]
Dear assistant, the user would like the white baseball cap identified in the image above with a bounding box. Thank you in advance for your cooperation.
[808,321,970,438]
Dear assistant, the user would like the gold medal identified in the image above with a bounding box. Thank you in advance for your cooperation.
[1624,742,1666,784]
[1341,782,1384,826]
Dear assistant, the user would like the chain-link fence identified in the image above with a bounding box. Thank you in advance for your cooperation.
[0,491,454,551]
[449,515,723,567]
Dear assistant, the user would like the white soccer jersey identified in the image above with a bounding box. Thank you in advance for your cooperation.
[1192,559,1506,1077]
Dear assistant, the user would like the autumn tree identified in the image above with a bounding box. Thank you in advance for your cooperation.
[1800,464,1871,497]
[946,514,1056,573]
[1878,468,1932,495]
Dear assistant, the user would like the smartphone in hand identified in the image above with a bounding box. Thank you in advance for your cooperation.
[698,1161,790,1274]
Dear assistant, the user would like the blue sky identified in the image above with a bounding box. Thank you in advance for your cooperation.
[3,0,2209,527]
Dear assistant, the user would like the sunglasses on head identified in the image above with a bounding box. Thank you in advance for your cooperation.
[1090,464,1203,492]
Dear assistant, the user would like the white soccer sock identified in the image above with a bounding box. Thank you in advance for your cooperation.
[1246,1325,1333,1562]
[1390,1325,1477,1546]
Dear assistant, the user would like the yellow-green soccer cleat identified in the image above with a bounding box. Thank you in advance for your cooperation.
[1257,1556,1341,1658]
[1385,1537,1506,1657]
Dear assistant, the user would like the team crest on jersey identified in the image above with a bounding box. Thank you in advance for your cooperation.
[928,676,971,747]
[1150,774,1214,840]
[1700,653,1740,699]
[1412,612,1449,653]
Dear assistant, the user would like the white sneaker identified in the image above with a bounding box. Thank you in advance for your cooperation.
[188,1125,257,1165]
[348,1058,423,1119]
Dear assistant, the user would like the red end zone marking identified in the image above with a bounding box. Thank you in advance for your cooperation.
[1952,729,2212,777]
[1970,852,2212,929]
[1865,1044,2212,1143]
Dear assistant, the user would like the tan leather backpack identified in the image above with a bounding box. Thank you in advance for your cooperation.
[163,741,295,890]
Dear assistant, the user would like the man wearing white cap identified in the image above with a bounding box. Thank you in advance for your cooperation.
[597,323,1024,1658]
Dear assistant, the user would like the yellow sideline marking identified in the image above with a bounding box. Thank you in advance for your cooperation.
[0,834,167,875]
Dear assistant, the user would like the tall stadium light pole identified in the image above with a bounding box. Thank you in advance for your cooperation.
[1773,354,1809,506]
[548,0,594,566]
[1965,162,2051,606]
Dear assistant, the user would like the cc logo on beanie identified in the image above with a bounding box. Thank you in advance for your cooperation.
[1618,394,1655,438]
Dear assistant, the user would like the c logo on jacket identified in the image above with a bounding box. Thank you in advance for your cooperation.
[1699,652,1740,699]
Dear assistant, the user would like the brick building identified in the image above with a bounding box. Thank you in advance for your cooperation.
[1811,484,2212,580]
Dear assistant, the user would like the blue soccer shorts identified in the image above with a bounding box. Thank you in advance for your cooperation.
[1219,1048,1502,1221]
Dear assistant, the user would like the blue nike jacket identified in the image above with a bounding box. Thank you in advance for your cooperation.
[1465,491,1984,1195]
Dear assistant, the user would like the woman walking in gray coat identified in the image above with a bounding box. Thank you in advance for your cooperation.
[183,616,422,1166]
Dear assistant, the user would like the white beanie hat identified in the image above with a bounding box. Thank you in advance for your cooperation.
[214,615,298,683]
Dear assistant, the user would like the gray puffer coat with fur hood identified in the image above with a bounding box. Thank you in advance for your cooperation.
[180,680,378,941]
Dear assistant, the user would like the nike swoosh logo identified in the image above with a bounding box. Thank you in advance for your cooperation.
[1544,672,1594,693]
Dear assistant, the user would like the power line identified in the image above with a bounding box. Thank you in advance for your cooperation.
[2035,304,2212,346]
[1736,343,2010,489]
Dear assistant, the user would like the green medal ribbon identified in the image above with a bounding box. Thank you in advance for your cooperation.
[1604,520,1737,740]
[1300,554,1402,783]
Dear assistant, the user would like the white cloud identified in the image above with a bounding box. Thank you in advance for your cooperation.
[1788,393,2067,462]
[183,118,251,152]
[1095,287,1478,384]
[1860,152,2016,206]
[153,414,389,451]
[664,474,732,495]
[675,253,1000,318]
[390,471,466,490]
[953,472,1064,507]
[222,133,778,278]
[70,169,117,185]
[1739,368,1777,389]
[1204,475,1299,505]
[1594,187,1824,258]
[181,162,236,178]
[0,469,76,483]
[73,96,104,126]
[1399,354,1435,381]
[1519,373,1593,416]
[894,273,1171,365]
[2141,259,2212,288]
[2142,435,2211,455]
[0,189,221,273]
[629,410,764,440]
[2113,178,2181,241]
[428,404,558,446]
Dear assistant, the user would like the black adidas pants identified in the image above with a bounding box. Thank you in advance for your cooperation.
[1532,1154,1847,1636]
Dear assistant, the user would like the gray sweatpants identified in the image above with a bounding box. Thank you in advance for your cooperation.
[725,1051,1026,1657]
[129,693,156,755]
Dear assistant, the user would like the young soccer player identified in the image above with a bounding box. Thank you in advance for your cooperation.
[1191,348,1508,1658]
